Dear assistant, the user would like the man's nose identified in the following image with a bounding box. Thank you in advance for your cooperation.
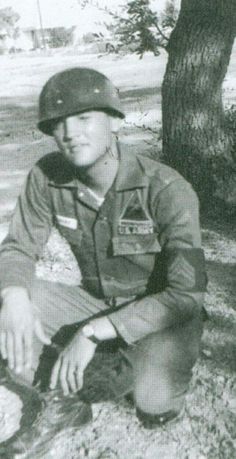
[63,117,80,141]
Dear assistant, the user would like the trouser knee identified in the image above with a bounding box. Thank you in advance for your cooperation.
[127,315,203,416]
[134,369,186,416]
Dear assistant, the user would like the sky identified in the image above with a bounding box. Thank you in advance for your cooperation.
[0,0,180,29]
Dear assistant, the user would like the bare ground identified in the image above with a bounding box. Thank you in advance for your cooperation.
[0,49,235,459]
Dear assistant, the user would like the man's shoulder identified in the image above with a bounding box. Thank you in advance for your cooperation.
[136,153,188,191]
[32,152,74,184]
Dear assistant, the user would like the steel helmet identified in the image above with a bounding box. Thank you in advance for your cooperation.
[38,67,125,135]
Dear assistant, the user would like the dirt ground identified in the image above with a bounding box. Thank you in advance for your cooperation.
[0,48,236,459]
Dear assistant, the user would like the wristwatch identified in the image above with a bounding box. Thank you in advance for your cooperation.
[81,323,100,344]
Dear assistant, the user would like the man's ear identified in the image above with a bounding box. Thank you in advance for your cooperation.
[110,117,123,134]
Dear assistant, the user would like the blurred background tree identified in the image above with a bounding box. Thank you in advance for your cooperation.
[0,6,20,39]
[47,27,74,48]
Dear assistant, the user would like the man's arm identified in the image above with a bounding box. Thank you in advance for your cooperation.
[107,179,207,344]
[0,165,53,291]
[0,165,53,373]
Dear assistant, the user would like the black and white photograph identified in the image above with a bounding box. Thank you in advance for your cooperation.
[0,0,235,457]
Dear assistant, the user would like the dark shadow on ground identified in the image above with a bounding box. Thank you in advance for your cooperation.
[120,86,161,99]
[0,95,38,140]
[0,95,55,171]
[201,212,235,240]
[206,260,236,310]
[201,259,236,373]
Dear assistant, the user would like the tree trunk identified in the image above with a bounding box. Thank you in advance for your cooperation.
[162,0,236,206]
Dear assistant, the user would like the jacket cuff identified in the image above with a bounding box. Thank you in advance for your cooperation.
[108,312,138,345]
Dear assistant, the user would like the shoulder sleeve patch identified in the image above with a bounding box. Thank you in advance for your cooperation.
[166,248,207,292]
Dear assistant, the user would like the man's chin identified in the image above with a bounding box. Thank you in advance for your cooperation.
[70,158,91,168]
[62,153,90,168]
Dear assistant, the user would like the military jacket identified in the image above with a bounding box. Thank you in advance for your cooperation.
[0,145,207,343]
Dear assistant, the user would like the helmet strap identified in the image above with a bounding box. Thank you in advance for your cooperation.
[106,146,118,159]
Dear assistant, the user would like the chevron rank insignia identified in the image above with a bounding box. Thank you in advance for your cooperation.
[166,248,207,292]
[168,253,196,289]
[118,190,154,235]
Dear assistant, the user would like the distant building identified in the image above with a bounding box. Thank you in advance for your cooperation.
[0,2,113,52]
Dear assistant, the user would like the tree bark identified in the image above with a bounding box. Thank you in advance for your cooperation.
[162,0,236,206]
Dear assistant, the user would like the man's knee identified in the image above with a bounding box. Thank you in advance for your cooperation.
[134,371,185,416]
[130,316,203,416]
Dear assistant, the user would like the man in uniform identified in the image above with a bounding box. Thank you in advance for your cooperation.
[0,67,207,428]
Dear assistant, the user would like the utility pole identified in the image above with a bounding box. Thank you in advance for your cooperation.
[36,0,46,48]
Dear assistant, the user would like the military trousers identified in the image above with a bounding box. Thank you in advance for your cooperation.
[22,279,203,417]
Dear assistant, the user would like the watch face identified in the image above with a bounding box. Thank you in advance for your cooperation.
[82,324,94,338]
[82,324,100,344]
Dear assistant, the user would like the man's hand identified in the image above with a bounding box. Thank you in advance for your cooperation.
[50,331,97,396]
[50,316,117,396]
[0,286,50,374]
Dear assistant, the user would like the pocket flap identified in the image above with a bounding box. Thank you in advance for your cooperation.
[112,234,161,255]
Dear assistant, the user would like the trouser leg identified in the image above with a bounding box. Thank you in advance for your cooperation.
[123,314,203,419]
[19,278,109,384]
[11,276,203,422]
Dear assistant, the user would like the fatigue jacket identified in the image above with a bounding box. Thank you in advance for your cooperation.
[0,144,207,343]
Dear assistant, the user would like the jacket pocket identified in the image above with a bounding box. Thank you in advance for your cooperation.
[112,234,161,256]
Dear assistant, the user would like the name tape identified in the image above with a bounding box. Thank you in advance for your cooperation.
[56,215,77,230]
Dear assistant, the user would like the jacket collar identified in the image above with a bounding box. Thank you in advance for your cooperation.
[48,143,148,191]
[115,143,148,191]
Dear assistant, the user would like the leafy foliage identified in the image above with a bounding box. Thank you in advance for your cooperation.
[77,0,178,57]
[47,27,74,48]
[161,0,179,30]
[0,7,20,39]
[111,0,163,57]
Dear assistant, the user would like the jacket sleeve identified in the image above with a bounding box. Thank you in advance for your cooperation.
[0,165,53,293]
[108,179,207,344]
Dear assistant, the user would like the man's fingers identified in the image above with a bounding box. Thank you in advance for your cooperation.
[75,367,84,392]
[6,332,15,370]
[14,333,24,373]
[0,332,7,360]
[59,358,70,396]
[23,330,33,369]
[68,364,78,393]
[34,319,51,345]
[50,358,61,390]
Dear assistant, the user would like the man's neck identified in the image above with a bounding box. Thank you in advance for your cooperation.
[76,143,119,197]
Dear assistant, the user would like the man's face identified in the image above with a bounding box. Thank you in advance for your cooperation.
[53,111,114,168]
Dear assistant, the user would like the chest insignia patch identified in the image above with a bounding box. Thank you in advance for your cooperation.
[56,215,78,230]
[118,190,154,235]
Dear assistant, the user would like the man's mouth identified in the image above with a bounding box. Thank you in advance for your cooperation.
[69,144,89,151]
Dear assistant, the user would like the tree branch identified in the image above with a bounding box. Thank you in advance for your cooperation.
[155,21,169,42]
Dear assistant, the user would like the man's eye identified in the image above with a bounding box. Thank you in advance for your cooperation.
[52,120,62,132]
[78,115,90,121]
